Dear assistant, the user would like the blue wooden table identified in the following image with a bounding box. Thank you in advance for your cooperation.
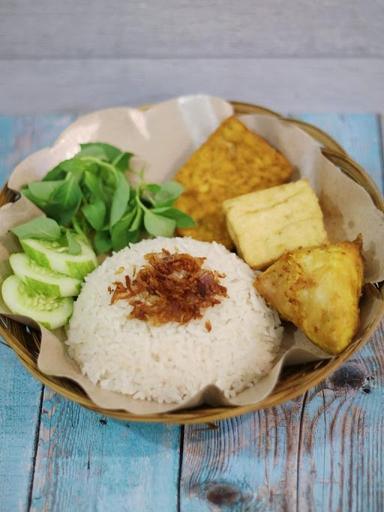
[0,113,383,512]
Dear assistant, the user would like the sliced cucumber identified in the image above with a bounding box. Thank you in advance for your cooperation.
[2,275,73,329]
[20,237,97,280]
[9,253,81,297]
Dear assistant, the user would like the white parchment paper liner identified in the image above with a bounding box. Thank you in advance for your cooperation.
[1,95,383,415]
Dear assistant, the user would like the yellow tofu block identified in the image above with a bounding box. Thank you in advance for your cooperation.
[223,179,328,269]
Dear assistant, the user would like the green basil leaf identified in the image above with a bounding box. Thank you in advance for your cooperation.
[126,229,140,244]
[141,183,161,205]
[11,217,61,241]
[50,176,82,225]
[152,207,196,228]
[42,163,68,181]
[112,152,133,172]
[59,158,87,181]
[82,199,106,231]
[93,231,112,255]
[129,207,143,231]
[143,210,176,237]
[110,174,130,227]
[72,216,88,238]
[21,188,50,210]
[78,142,122,162]
[43,158,86,183]
[27,180,66,202]
[82,171,106,202]
[110,208,137,251]
[145,184,162,194]
[65,231,82,255]
[153,181,184,207]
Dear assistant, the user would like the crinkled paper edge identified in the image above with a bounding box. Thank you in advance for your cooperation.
[1,95,383,414]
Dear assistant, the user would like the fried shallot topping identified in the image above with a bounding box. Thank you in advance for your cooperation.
[110,249,227,326]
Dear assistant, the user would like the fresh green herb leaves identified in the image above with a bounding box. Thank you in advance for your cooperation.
[144,210,176,237]
[11,217,61,241]
[65,231,82,255]
[21,142,195,255]
[110,173,130,227]
[152,207,196,228]
[152,181,184,207]
[82,199,106,231]
[11,217,83,255]
[93,231,112,254]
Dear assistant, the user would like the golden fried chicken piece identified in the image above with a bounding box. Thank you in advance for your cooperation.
[223,179,328,269]
[175,116,293,247]
[255,239,364,354]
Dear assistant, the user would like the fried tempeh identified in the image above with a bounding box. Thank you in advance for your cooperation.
[175,116,293,247]
[254,239,364,355]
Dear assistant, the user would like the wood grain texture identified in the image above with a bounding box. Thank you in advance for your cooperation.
[30,389,181,512]
[0,59,383,115]
[0,113,182,512]
[295,326,384,512]
[0,112,383,512]
[0,0,383,58]
[0,114,75,512]
[180,113,384,512]
[0,344,42,511]
[0,114,76,185]
[295,113,384,191]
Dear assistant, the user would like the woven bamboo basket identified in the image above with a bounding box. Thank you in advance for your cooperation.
[1,101,383,425]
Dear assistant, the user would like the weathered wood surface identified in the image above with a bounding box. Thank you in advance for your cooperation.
[30,389,181,512]
[179,113,384,511]
[0,1,382,59]
[0,1,382,115]
[0,59,383,115]
[0,112,383,511]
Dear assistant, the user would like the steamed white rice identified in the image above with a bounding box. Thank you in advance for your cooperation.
[66,237,282,403]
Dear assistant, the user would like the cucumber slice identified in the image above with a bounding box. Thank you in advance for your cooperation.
[9,253,81,297]
[2,275,73,329]
[20,237,97,280]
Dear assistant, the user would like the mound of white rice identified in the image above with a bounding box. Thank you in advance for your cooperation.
[66,237,282,403]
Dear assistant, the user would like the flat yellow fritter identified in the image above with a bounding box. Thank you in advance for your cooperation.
[175,116,293,247]
[255,239,364,355]
[223,179,328,269]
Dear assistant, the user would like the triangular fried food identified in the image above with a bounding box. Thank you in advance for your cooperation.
[255,239,364,354]
[175,116,293,247]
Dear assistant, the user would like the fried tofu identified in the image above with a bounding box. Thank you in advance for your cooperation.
[223,179,328,269]
[175,116,293,247]
[255,239,364,354]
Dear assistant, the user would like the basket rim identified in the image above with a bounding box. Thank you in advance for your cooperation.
[1,99,384,424]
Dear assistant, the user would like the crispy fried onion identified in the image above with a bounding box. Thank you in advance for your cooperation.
[109,249,227,326]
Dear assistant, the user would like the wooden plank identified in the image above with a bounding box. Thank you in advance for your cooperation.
[0,0,382,58]
[180,402,306,511]
[0,114,76,185]
[0,113,181,510]
[295,326,384,511]
[0,115,77,511]
[292,113,384,511]
[0,344,42,511]
[0,59,383,115]
[30,389,181,512]
[180,114,384,511]
[295,113,384,191]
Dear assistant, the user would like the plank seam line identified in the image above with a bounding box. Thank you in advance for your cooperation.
[0,56,383,63]
[296,391,308,511]
[376,114,384,190]
[176,425,185,512]
[0,339,10,348]
[26,384,45,512]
